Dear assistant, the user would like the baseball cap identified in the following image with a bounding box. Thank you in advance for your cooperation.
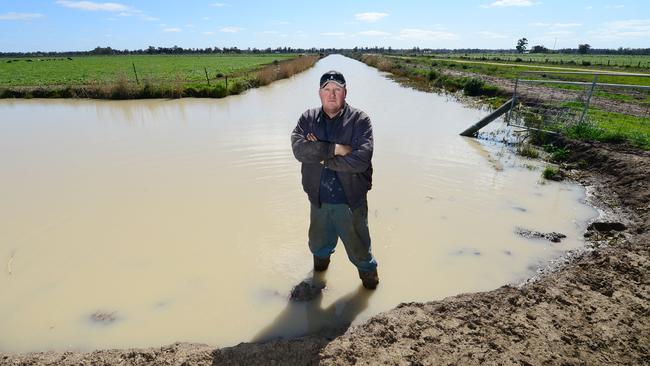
[320,70,346,88]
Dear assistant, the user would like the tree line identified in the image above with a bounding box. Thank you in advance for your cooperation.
[514,38,649,55]
[2,45,649,58]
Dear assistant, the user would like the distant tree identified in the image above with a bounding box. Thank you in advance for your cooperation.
[90,46,114,55]
[516,38,528,53]
[578,44,591,54]
[530,45,549,53]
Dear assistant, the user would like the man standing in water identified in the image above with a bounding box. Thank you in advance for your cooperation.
[291,70,379,290]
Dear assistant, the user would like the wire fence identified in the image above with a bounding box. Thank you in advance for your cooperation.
[505,71,650,142]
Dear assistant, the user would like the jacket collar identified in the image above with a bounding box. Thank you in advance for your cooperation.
[320,103,348,121]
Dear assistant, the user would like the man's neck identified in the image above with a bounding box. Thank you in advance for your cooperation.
[323,105,345,119]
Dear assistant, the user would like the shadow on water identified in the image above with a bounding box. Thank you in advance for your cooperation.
[212,271,374,365]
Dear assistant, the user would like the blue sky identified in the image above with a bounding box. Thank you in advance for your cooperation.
[1,0,649,52]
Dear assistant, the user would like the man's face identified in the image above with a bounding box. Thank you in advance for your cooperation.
[319,82,347,115]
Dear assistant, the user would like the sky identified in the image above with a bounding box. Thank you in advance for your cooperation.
[1,0,649,52]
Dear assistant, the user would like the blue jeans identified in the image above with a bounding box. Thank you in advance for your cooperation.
[308,202,378,272]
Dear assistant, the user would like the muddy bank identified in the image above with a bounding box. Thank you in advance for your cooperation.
[2,139,648,365]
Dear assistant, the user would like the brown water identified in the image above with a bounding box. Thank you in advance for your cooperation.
[0,55,596,352]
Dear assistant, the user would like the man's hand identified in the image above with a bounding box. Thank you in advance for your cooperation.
[334,144,352,156]
[306,133,351,156]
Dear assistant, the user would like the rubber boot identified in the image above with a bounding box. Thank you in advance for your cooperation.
[359,268,379,289]
[313,255,331,272]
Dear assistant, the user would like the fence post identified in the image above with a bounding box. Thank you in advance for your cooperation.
[579,75,598,124]
[132,62,139,85]
[204,67,210,85]
[460,98,514,137]
[506,78,519,124]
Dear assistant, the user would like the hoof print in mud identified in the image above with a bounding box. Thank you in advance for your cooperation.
[515,227,567,243]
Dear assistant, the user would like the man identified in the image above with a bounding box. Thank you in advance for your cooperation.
[290,70,379,290]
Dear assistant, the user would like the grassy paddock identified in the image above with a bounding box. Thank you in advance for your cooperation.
[354,53,650,150]
[398,55,650,87]
[428,53,650,70]
[0,54,318,99]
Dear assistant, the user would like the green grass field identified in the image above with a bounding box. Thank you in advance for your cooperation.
[429,53,650,70]
[0,54,297,87]
[397,55,650,87]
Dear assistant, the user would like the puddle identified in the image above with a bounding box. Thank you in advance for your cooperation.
[0,55,597,352]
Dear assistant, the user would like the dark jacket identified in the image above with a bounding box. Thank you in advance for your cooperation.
[291,103,373,209]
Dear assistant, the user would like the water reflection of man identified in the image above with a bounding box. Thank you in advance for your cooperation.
[290,70,379,289]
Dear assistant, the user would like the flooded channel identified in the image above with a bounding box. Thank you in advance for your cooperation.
[0,55,597,352]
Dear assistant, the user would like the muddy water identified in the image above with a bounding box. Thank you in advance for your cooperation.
[0,55,596,352]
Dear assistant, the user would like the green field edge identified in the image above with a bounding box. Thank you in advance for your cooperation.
[0,54,320,100]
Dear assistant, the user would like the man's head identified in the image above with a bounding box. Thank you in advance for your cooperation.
[319,70,347,117]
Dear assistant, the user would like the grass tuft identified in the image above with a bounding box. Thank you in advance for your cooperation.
[517,144,540,158]
[542,166,561,180]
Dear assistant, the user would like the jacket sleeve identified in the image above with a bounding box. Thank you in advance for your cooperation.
[291,113,335,164]
[324,116,373,173]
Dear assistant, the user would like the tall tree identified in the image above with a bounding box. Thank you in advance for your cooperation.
[578,44,591,54]
[516,38,528,53]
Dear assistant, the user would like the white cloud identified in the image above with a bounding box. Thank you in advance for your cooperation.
[262,30,279,34]
[477,31,508,39]
[531,22,581,28]
[203,31,215,35]
[355,12,389,22]
[482,0,537,7]
[163,27,181,32]
[359,30,390,36]
[397,28,458,41]
[589,19,650,40]
[55,0,129,12]
[605,4,624,9]
[321,32,345,36]
[0,12,44,21]
[211,2,229,7]
[55,0,155,21]
[220,26,243,33]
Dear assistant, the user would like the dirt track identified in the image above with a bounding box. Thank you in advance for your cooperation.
[442,68,649,118]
